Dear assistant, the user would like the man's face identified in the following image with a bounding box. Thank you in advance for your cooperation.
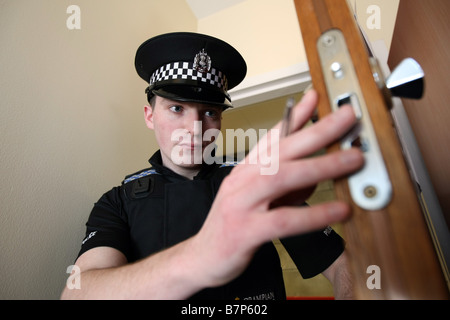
[144,96,223,171]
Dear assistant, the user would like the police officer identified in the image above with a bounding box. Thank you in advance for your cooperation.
[61,32,363,299]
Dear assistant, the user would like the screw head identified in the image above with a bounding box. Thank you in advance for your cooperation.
[364,186,378,198]
[322,35,335,47]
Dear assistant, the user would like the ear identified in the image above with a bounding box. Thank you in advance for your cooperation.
[144,105,154,130]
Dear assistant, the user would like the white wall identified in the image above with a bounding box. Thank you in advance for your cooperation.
[198,0,306,78]
[0,0,196,299]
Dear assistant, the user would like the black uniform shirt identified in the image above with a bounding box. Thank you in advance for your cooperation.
[77,151,345,299]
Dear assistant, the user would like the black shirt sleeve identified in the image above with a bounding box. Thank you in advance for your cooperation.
[280,226,344,279]
[76,187,132,261]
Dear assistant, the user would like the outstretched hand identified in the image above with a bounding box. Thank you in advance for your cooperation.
[191,89,364,288]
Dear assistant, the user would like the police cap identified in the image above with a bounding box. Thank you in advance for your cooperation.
[135,32,247,108]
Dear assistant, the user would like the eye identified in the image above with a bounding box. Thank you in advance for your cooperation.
[205,109,220,119]
[169,105,183,113]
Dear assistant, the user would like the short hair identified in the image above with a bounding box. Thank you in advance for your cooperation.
[148,93,157,109]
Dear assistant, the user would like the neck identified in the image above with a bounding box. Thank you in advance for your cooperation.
[172,166,201,180]
[160,154,202,180]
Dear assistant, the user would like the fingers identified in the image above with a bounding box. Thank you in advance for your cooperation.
[246,89,357,166]
[279,104,356,161]
[217,88,364,246]
[288,89,320,133]
[246,90,319,162]
[239,148,364,207]
[255,202,351,243]
[270,90,318,132]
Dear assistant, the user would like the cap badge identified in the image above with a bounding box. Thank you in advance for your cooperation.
[193,49,212,73]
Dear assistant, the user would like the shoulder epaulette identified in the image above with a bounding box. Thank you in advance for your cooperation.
[219,161,239,168]
[123,169,159,185]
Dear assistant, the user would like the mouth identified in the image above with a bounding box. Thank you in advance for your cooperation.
[178,143,205,150]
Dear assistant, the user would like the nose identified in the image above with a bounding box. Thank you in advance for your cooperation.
[185,111,202,138]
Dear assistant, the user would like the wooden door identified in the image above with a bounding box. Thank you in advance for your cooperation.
[294,0,449,299]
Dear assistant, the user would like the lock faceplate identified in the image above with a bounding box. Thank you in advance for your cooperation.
[317,29,392,211]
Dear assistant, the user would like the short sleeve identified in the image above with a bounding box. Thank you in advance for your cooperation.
[280,226,345,279]
[76,187,132,261]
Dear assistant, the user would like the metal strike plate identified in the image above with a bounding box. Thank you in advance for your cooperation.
[317,29,392,211]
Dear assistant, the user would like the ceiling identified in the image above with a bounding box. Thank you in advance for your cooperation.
[185,0,247,19]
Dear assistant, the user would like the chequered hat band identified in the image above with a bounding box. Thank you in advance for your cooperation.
[149,62,228,91]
